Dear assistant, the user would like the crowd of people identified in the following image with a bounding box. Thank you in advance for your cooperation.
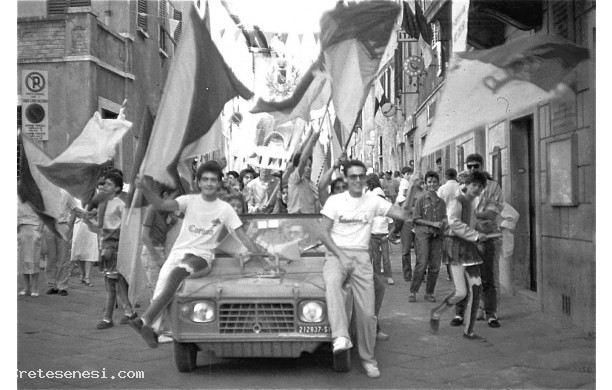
[17,134,510,379]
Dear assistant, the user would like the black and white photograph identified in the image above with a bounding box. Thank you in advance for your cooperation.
[14,0,599,388]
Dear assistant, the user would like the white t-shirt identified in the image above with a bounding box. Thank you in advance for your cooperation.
[396,178,409,203]
[321,192,392,250]
[170,195,242,261]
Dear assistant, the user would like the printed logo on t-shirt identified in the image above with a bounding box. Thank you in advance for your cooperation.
[338,214,369,224]
[188,218,222,237]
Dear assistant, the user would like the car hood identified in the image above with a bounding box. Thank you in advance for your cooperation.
[177,272,326,299]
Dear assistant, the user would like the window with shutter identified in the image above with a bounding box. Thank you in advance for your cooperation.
[137,0,148,32]
[173,9,183,44]
[48,0,67,15]
[551,1,570,39]
[457,145,464,171]
[69,0,91,7]
[159,0,167,51]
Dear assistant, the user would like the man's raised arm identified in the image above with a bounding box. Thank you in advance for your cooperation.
[134,175,180,212]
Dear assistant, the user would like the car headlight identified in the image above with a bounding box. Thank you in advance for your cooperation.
[298,301,325,323]
[180,301,215,323]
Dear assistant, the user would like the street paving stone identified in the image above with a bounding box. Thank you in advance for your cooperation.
[17,248,596,389]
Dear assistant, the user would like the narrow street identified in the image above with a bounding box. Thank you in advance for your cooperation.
[17,245,595,389]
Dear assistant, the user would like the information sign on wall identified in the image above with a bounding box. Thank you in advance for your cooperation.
[21,70,49,141]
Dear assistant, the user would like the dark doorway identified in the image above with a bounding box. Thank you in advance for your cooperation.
[509,116,537,291]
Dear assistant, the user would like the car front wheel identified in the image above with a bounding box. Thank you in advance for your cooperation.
[174,341,197,372]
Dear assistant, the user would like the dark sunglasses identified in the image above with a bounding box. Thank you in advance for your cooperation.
[467,163,480,169]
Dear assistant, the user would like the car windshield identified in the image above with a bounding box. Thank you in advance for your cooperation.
[215,214,324,260]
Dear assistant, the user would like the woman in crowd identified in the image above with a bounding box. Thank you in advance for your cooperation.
[18,185,42,297]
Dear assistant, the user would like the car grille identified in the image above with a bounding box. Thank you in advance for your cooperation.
[219,303,295,334]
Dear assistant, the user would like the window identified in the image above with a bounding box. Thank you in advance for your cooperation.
[137,0,148,32]
[491,146,502,185]
[457,145,464,171]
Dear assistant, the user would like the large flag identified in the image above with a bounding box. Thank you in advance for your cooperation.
[402,0,434,68]
[139,0,253,189]
[19,134,70,239]
[250,59,331,125]
[320,1,401,143]
[421,34,589,156]
[36,111,132,203]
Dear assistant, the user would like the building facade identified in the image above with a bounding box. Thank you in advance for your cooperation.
[356,0,595,333]
[17,0,184,180]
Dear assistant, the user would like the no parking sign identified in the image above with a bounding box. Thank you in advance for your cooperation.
[22,70,48,141]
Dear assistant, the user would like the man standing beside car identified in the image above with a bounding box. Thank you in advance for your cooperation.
[318,159,417,379]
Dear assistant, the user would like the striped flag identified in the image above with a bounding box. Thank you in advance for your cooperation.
[402,0,434,68]
[36,111,132,203]
[19,134,69,239]
[320,1,401,143]
[139,0,253,189]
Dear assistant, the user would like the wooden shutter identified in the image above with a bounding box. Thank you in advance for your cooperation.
[173,9,183,43]
[159,0,167,51]
[551,1,570,39]
[48,0,67,15]
[69,0,91,7]
[137,0,148,31]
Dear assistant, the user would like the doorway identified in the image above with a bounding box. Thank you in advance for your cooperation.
[509,116,537,292]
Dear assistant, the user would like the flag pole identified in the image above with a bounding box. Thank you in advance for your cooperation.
[313,96,333,184]
[343,110,362,150]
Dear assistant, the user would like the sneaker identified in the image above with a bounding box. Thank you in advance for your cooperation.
[463,333,487,342]
[362,362,380,378]
[58,290,68,296]
[97,320,114,330]
[129,319,159,349]
[157,334,173,344]
[46,288,59,295]
[408,293,416,302]
[387,277,394,285]
[332,336,352,354]
[375,331,390,341]
[487,316,501,328]
[31,291,39,298]
[450,315,464,326]
[119,312,138,325]
[424,294,436,303]
[18,290,28,296]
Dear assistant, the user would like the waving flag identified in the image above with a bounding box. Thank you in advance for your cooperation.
[422,34,589,156]
[250,59,331,125]
[139,0,253,189]
[36,111,132,203]
[320,1,401,142]
[19,134,70,239]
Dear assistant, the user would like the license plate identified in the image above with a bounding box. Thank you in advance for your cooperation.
[298,325,330,333]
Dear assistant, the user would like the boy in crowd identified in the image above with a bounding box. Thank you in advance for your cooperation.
[131,161,261,348]
[86,171,137,330]
[409,171,446,302]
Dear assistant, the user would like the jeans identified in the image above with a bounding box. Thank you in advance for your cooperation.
[369,234,392,278]
[410,233,442,295]
[456,239,501,318]
[324,250,377,365]
[373,270,386,333]
[400,221,415,280]
[44,225,71,291]
[103,274,134,321]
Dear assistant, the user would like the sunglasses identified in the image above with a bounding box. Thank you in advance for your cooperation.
[467,163,480,169]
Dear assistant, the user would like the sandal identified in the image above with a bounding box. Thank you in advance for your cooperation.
[463,333,487,342]
[429,308,440,332]
[84,279,93,287]
[408,293,416,302]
